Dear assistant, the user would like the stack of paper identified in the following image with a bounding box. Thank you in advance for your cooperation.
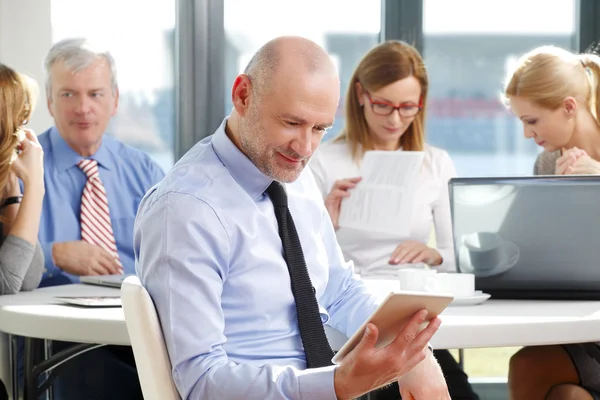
[338,150,425,236]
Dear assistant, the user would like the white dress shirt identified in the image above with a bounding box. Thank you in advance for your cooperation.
[134,119,379,400]
[309,139,457,276]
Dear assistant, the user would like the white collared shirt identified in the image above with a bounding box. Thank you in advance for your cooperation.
[309,139,457,276]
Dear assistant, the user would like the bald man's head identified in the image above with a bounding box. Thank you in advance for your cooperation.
[243,36,338,101]
[227,36,340,183]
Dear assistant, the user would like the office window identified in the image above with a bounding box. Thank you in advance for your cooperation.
[223,0,381,141]
[423,0,577,177]
[51,0,176,172]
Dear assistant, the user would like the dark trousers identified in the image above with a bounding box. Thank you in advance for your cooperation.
[369,350,480,400]
[50,341,143,400]
[0,380,7,400]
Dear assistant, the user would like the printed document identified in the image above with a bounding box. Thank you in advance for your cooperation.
[338,150,425,235]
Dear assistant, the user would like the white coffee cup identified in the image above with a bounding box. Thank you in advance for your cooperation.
[397,268,437,292]
[434,273,475,298]
[463,232,505,271]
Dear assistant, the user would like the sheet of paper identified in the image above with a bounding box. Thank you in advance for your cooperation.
[338,150,425,235]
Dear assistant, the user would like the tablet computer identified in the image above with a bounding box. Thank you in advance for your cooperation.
[54,296,122,307]
[331,291,453,364]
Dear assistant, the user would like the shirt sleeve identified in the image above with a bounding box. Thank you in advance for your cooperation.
[432,150,457,272]
[19,240,44,291]
[148,157,166,185]
[0,235,42,294]
[135,191,337,400]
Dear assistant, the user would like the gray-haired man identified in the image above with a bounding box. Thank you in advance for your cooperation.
[34,38,164,399]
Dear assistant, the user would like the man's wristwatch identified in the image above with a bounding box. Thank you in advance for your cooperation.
[1,196,23,210]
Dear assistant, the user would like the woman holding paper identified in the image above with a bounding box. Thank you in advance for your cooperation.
[310,40,457,276]
[309,41,477,400]
[503,46,600,400]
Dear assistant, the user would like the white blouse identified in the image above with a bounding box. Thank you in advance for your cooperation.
[309,139,457,276]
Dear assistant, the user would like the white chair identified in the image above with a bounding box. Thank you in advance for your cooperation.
[121,276,180,400]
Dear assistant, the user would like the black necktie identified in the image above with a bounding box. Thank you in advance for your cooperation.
[266,181,335,368]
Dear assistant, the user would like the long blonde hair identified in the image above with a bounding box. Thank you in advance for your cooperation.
[0,64,38,196]
[504,46,600,124]
[336,40,428,161]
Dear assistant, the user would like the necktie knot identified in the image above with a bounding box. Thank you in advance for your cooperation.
[265,181,288,208]
[78,159,99,180]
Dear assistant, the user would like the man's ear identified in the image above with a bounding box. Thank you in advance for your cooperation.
[232,74,253,117]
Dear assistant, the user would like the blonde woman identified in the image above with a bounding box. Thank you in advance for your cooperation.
[0,64,45,399]
[310,40,477,400]
[504,46,600,400]
[0,64,45,294]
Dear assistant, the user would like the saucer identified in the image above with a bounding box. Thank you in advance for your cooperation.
[448,291,491,307]
[458,239,520,277]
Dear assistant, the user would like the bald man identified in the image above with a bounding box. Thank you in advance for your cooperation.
[134,36,450,400]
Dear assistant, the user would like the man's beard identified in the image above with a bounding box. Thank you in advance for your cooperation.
[239,107,307,183]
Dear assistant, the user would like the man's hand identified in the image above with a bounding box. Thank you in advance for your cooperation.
[334,309,442,400]
[398,350,450,399]
[52,240,123,276]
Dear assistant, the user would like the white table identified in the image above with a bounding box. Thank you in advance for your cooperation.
[0,284,124,400]
[361,278,600,349]
[0,284,126,345]
[3,282,600,399]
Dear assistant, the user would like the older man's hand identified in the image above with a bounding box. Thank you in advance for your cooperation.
[397,350,450,399]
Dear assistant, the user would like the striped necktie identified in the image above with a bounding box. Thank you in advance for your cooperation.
[77,159,121,267]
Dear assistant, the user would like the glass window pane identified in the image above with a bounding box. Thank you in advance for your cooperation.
[423,0,577,177]
[50,0,176,172]
[224,0,381,141]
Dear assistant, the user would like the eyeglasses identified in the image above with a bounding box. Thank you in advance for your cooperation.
[364,91,422,117]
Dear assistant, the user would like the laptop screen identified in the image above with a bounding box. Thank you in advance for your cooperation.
[449,176,600,296]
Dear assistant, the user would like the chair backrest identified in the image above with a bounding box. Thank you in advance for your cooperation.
[121,276,180,400]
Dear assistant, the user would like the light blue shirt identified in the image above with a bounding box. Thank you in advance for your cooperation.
[134,119,379,400]
[38,127,165,286]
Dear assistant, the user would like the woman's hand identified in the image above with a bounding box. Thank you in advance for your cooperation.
[564,154,600,175]
[11,129,44,188]
[389,240,442,266]
[324,177,361,229]
[555,147,587,174]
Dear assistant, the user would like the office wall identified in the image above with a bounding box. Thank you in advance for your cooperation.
[0,0,54,133]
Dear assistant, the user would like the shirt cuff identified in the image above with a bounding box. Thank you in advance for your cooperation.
[298,365,337,399]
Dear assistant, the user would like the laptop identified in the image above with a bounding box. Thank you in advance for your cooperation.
[80,274,133,289]
[448,175,600,300]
